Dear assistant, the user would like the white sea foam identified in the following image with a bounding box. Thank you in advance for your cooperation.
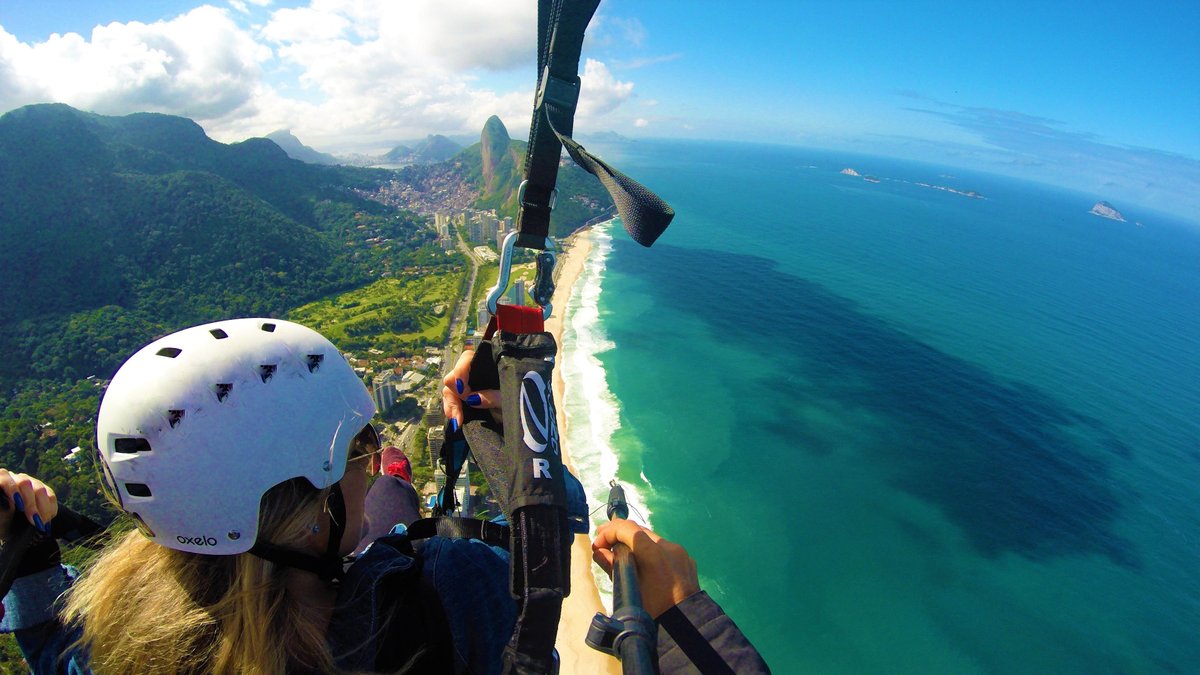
[559,222,653,609]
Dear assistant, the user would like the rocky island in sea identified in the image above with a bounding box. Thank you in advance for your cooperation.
[915,182,984,199]
[1090,201,1127,222]
[840,166,983,198]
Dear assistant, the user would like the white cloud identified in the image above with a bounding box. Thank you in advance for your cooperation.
[261,6,350,44]
[0,1,642,153]
[577,58,633,120]
[260,1,534,74]
[244,0,541,149]
[0,8,269,120]
[634,118,649,128]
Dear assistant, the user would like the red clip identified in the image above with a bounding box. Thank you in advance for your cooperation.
[484,304,545,339]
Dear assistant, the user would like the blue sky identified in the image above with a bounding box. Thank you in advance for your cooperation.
[1,1,1197,220]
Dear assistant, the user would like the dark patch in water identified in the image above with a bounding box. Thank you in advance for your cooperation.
[612,241,1136,566]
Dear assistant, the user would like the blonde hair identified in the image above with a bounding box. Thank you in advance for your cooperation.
[62,478,339,673]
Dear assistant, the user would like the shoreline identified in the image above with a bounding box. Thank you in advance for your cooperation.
[545,225,622,674]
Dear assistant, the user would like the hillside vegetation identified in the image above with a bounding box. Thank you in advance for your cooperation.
[452,115,612,237]
[0,104,449,522]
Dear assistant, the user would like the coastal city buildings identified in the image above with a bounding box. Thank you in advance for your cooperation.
[507,279,526,307]
[432,209,512,248]
[372,371,399,413]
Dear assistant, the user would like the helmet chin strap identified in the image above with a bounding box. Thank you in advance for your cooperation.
[249,483,348,583]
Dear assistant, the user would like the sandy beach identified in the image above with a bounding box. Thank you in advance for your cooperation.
[545,227,622,674]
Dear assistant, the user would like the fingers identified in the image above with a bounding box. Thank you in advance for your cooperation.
[33,484,58,528]
[463,389,501,409]
[0,469,56,534]
[591,519,702,617]
[592,547,615,574]
[441,385,464,432]
[442,350,474,392]
[592,520,666,579]
[441,351,476,430]
[441,349,506,429]
[593,519,663,552]
[442,383,502,428]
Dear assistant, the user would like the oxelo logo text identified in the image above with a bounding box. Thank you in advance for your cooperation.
[177,535,218,547]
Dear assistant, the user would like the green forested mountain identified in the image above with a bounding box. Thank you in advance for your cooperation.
[0,103,439,520]
[0,103,607,525]
[452,115,612,236]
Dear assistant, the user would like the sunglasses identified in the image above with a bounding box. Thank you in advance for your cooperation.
[348,423,383,476]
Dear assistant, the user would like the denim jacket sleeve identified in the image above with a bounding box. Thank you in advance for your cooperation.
[1,565,90,675]
[420,537,516,674]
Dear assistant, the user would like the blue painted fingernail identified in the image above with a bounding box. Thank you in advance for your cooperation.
[466,393,481,406]
[450,418,460,433]
[33,513,45,532]
[456,378,464,394]
[13,493,24,513]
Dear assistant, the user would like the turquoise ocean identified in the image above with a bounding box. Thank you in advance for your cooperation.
[557,140,1200,673]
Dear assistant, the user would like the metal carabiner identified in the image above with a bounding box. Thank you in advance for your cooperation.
[486,232,556,320]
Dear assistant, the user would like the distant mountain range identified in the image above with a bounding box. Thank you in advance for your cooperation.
[265,129,340,165]
[383,135,463,165]
[265,129,463,167]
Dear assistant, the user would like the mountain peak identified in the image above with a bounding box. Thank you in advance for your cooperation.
[482,115,510,145]
[265,129,338,165]
[480,116,514,192]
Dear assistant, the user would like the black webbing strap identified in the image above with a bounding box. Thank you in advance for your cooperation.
[249,541,346,582]
[405,517,511,550]
[503,504,568,673]
[456,318,569,674]
[559,135,675,247]
[517,0,675,250]
[517,0,597,248]
[248,483,349,582]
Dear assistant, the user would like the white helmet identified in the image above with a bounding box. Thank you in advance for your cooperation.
[96,318,375,555]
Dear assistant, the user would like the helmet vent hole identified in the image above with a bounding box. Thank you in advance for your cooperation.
[125,482,152,497]
[156,347,182,358]
[114,438,151,454]
[210,328,229,339]
[307,354,324,373]
[215,383,233,402]
[260,364,277,383]
[260,322,277,333]
[167,410,185,428]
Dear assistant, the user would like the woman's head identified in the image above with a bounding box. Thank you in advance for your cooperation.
[62,477,340,672]
[94,318,376,555]
[71,317,381,671]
